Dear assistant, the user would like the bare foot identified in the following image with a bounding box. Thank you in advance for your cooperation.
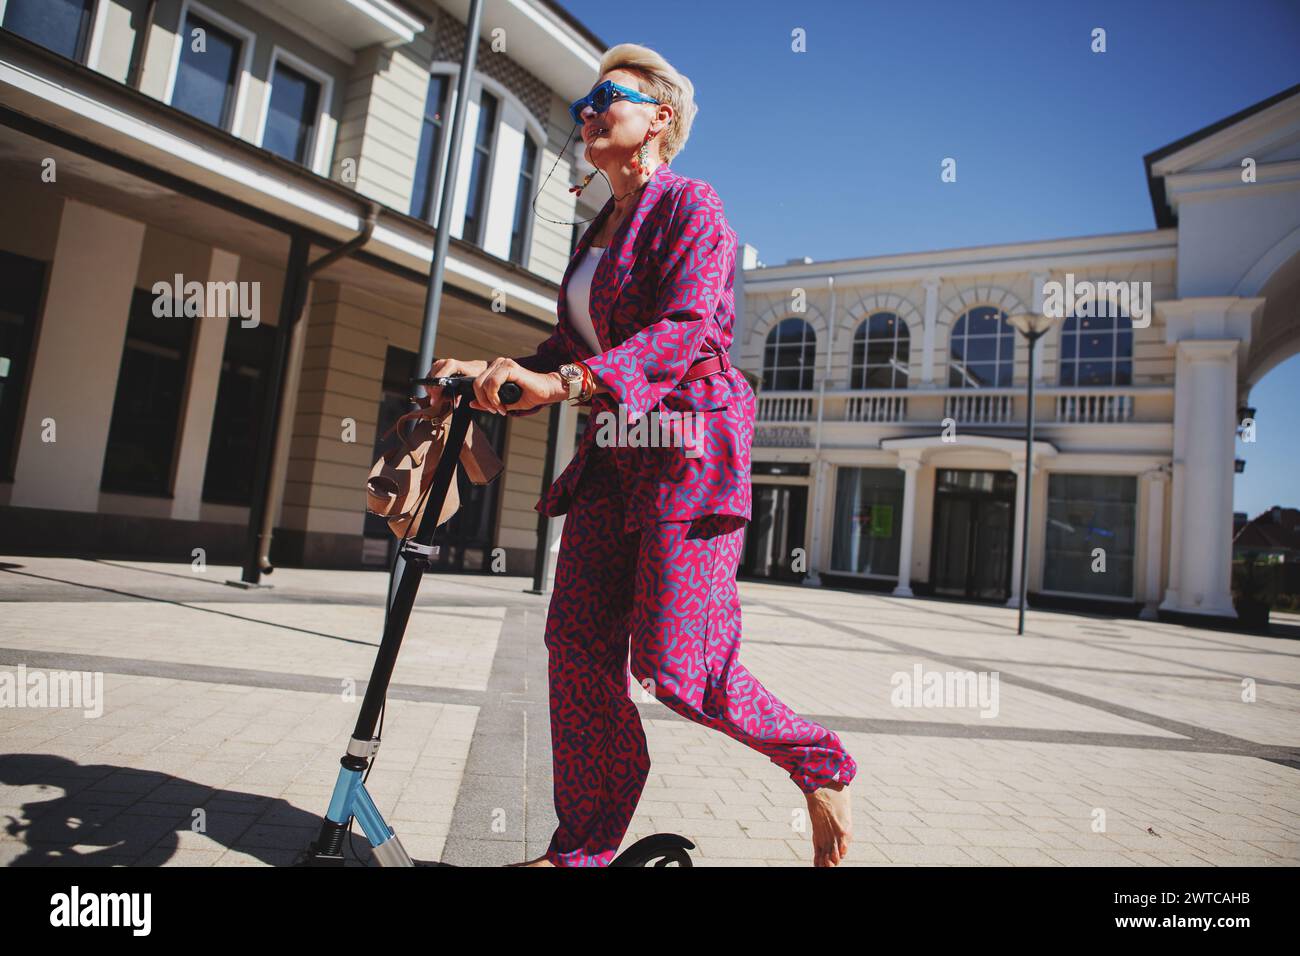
[507,854,555,867]
[805,780,852,866]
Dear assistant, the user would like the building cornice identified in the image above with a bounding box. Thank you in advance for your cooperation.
[1144,82,1300,228]
[743,230,1176,291]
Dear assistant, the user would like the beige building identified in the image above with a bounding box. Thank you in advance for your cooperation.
[0,0,611,575]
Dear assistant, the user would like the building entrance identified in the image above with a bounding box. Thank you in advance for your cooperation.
[930,468,1016,601]
[741,483,808,580]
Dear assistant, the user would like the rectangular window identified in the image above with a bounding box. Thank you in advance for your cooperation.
[201,317,276,505]
[462,91,498,244]
[171,11,243,129]
[101,289,195,496]
[1043,473,1137,598]
[410,72,450,220]
[263,59,321,166]
[2,0,93,61]
[0,250,46,481]
[831,467,904,576]
[509,135,538,265]
[1058,316,1134,387]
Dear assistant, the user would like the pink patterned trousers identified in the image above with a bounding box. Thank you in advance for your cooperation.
[541,448,858,866]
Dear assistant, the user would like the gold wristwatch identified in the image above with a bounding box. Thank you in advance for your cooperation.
[558,363,585,404]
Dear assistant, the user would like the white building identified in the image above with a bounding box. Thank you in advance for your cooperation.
[734,83,1300,624]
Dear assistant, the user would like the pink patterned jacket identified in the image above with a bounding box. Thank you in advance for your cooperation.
[511,160,755,534]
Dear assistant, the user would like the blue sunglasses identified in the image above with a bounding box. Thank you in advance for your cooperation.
[569,80,660,125]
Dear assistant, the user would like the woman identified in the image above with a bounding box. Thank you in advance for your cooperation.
[423,44,856,867]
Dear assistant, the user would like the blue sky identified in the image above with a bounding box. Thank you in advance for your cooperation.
[559,0,1300,515]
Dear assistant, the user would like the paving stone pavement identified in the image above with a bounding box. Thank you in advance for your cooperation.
[1,556,1297,867]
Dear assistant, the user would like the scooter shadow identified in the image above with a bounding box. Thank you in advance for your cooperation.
[1,753,374,866]
[3,754,695,867]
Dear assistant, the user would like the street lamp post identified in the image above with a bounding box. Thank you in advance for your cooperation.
[1007,312,1054,635]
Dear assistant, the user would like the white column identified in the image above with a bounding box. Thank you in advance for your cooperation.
[920,277,940,386]
[1160,339,1239,617]
[1156,297,1262,620]
[1005,460,1028,608]
[803,459,828,587]
[171,248,239,520]
[892,456,921,596]
[11,200,145,511]
[824,275,837,378]
[1164,455,1184,609]
[1140,468,1169,620]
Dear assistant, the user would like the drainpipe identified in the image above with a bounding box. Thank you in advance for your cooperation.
[241,203,379,582]
[128,0,158,91]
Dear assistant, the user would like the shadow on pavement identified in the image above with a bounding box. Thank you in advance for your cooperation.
[0,752,375,867]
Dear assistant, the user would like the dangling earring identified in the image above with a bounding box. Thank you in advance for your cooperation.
[631,127,655,174]
[567,133,652,198]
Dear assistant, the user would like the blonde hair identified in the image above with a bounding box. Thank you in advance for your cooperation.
[597,43,697,163]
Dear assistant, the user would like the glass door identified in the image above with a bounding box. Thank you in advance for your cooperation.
[931,495,974,596]
[971,498,1013,599]
[741,484,807,580]
[930,469,1015,601]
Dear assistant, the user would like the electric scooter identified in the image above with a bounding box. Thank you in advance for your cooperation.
[298,374,695,867]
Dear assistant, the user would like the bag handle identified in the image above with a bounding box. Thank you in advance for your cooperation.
[377,394,503,485]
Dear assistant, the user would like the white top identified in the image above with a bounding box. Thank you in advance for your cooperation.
[565,245,605,354]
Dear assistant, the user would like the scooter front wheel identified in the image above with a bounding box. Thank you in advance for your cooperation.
[609,833,695,867]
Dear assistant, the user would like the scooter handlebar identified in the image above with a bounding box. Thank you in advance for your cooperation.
[412,375,522,407]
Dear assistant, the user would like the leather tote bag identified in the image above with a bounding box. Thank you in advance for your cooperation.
[365,394,504,540]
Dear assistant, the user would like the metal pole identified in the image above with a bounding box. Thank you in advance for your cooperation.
[1017,332,1040,635]
[413,0,483,382]
[388,0,484,610]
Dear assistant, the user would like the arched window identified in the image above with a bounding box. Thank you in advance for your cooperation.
[948,306,1013,387]
[1058,312,1133,386]
[762,318,816,391]
[851,312,910,389]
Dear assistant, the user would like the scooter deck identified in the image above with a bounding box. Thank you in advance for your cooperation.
[417,834,696,867]
[301,833,695,868]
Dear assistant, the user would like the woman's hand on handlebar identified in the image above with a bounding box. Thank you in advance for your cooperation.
[420,358,488,404]
[472,357,564,415]
[420,356,562,415]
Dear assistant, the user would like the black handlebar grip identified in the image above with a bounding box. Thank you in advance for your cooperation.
[498,381,522,406]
